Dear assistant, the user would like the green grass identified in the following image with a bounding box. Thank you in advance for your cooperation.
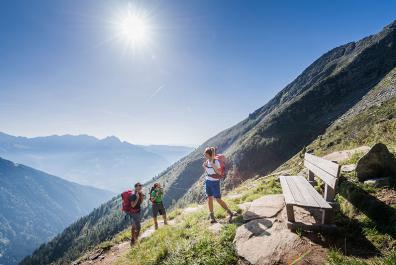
[115,208,238,265]
[229,176,281,204]
[340,151,366,165]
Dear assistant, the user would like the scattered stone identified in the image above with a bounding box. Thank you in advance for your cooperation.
[208,222,223,234]
[243,194,284,221]
[356,143,396,182]
[238,202,252,212]
[323,146,370,163]
[364,177,391,188]
[341,164,356,172]
[88,249,103,260]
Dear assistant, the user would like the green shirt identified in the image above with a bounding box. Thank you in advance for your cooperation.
[150,189,163,203]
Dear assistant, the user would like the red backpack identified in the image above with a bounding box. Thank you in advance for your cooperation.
[215,154,226,177]
[121,190,133,213]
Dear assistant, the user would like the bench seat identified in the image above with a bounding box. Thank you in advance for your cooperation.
[279,175,332,209]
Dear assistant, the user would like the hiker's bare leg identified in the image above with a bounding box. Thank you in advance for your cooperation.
[216,198,234,222]
[215,198,230,211]
[130,225,136,244]
[208,196,214,213]
[163,213,168,225]
[208,196,217,222]
[153,216,158,230]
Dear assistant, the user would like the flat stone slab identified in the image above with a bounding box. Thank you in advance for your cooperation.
[234,218,302,265]
[243,194,285,221]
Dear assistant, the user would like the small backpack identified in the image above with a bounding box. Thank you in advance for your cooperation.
[121,190,133,213]
[214,154,226,177]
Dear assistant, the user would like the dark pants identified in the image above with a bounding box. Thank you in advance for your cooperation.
[128,212,141,231]
[152,202,166,218]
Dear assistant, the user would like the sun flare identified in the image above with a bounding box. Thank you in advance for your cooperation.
[112,5,153,52]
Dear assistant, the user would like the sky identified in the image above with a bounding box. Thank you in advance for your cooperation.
[0,0,395,146]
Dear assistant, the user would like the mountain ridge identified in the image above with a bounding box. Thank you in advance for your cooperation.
[0,132,194,192]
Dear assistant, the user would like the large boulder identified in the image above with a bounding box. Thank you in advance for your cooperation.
[234,218,303,265]
[356,143,396,182]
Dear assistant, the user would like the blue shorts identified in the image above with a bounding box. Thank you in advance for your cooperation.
[205,179,221,198]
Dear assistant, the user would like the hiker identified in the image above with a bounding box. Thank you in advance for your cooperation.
[150,183,168,230]
[128,182,144,246]
[203,147,234,223]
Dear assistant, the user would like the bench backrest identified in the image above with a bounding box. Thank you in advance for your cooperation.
[304,153,341,202]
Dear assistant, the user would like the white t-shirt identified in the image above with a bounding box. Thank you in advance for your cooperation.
[205,159,221,181]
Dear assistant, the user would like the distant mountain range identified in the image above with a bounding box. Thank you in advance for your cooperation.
[0,157,114,265]
[0,133,194,192]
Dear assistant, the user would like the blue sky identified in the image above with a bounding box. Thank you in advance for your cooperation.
[0,0,395,146]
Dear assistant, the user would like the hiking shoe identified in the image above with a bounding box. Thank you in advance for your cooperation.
[130,238,136,247]
[228,211,234,223]
[209,212,217,223]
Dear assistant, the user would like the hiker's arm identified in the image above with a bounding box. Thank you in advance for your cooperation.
[130,194,139,207]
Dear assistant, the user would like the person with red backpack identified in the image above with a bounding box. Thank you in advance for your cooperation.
[121,182,144,246]
[203,147,234,223]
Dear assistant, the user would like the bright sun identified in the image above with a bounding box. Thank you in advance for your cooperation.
[119,13,150,46]
[112,5,153,52]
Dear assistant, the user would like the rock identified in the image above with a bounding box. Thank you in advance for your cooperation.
[341,164,356,172]
[356,143,396,182]
[234,218,303,265]
[238,202,252,212]
[208,222,223,234]
[364,177,391,187]
[323,146,370,163]
[88,249,103,260]
[243,195,284,221]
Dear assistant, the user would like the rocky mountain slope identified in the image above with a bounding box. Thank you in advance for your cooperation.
[154,19,396,208]
[20,20,396,265]
[0,133,193,192]
[0,157,114,265]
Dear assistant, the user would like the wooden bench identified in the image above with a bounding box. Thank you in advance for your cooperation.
[279,153,341,230]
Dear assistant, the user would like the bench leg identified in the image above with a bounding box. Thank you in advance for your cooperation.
[322,209,333,224]
[286,204,295,222]
[308,170,317,186]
